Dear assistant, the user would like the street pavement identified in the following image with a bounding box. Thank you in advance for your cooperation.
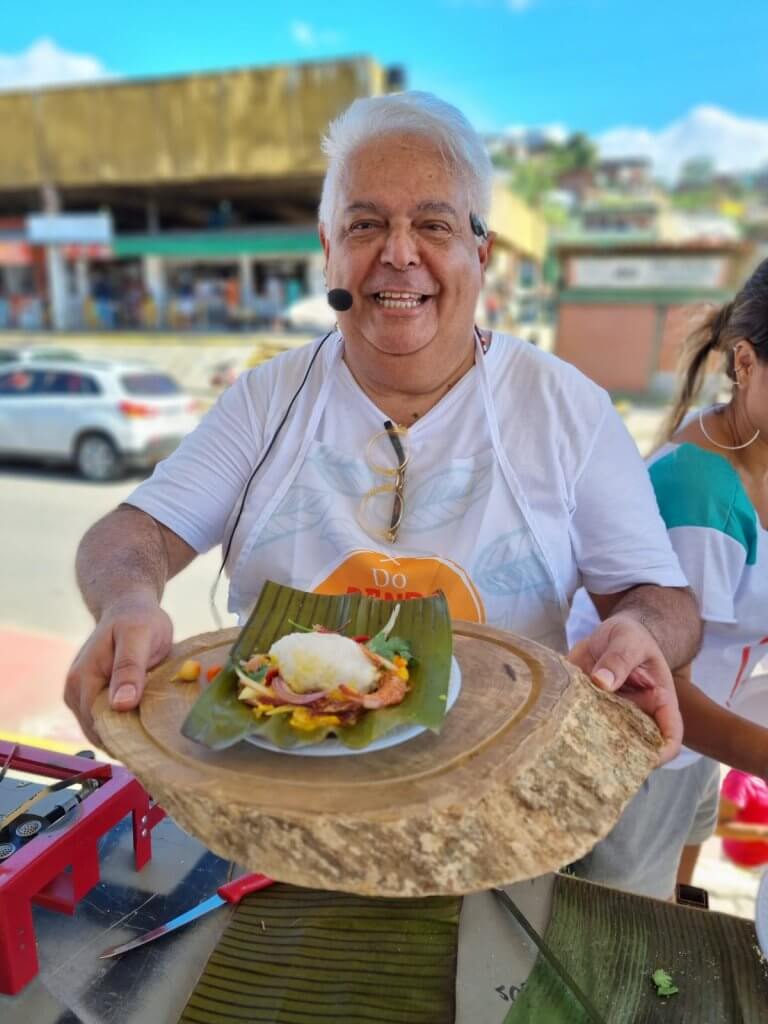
[0,462,236,750]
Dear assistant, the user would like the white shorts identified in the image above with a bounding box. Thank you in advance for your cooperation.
[570,756,720,900]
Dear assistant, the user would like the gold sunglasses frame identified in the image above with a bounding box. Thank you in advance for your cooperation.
[357,420,409,543]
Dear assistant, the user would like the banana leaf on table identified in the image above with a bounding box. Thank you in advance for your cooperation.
[181,581,453,751]
[504,873,768,1024]
[178,883,461,1024]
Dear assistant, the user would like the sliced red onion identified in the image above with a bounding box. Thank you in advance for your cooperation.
[271,675,328,705]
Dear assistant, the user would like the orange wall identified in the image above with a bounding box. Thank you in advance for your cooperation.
[556,304,657,392]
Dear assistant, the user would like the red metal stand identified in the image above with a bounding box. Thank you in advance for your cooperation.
[0,740,166,995]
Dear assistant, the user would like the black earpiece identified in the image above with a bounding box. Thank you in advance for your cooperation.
[470,213,489,241]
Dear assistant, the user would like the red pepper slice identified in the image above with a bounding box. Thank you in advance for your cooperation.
[353,635,370,644]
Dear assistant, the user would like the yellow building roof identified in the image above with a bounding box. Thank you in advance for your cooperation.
[0,57,388,191]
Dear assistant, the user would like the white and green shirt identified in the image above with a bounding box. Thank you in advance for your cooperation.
[570,438,768,771]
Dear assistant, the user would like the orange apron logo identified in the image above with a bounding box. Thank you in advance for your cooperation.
[313,550,485,622]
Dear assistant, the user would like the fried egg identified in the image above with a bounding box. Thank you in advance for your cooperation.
[269,632,378,694]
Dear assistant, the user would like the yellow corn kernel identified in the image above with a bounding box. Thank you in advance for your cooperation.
[252,703,293,719]
[174,659,201,682]
[290,707,341,731]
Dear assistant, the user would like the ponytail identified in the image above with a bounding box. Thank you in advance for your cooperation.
[656,300,734,445]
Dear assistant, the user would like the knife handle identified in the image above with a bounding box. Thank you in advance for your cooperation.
[217,873,274,903]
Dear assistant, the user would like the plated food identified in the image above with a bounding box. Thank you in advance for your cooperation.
[234,607,414,735]
[181,581,453,752]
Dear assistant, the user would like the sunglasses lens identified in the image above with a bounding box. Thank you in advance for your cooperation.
[366,428,408,476]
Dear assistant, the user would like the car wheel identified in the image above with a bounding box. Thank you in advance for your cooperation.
[75,434,124,482]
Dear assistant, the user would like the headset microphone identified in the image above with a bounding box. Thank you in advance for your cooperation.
[327,288,354,312]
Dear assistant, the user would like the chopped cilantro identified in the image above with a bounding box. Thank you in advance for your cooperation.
[367,632,413,663]
[237,663,268,684]
[652,969,679,997]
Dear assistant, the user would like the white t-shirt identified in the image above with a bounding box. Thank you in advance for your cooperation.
[127,333,686,638]
[569,438,768,770]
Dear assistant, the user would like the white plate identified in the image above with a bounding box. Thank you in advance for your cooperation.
[244,655,461,757]
[755,869,768,957]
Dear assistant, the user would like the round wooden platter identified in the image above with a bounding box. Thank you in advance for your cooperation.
[93,622,662,897]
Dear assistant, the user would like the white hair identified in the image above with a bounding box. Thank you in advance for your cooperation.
[318,91,493,231]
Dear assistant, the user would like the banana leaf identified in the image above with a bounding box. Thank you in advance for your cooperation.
[504,873,768,1024]
[182,581,453,751]
[179,883,461,1024]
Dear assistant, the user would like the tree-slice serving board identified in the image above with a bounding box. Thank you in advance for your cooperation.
[94,622,662,897]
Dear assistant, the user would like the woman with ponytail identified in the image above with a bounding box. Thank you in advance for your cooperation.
[567,256,768,899]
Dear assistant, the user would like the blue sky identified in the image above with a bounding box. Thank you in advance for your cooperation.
[2,0,766,133]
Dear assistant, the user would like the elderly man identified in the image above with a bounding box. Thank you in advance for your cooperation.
[67,91,700,772]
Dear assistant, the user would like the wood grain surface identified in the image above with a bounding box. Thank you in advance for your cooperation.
[94,622,662,896]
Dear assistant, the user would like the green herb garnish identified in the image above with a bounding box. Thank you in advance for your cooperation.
[652,969,679,997]
[236,663,268,684]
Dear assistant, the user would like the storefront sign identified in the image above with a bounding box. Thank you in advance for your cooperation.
[26,213,113,245]
[571,256,725,290]
[62,243,112,260]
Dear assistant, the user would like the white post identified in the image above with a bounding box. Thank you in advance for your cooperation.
[46,245,69,331]
[239,254,254,310]
[307,252,325,296]
[73,257,89,329]
[143,255,166,327]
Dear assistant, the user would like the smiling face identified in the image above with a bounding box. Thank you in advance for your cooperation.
[320,133,491,369]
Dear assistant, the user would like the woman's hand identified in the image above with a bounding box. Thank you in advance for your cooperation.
[568,612,683,765]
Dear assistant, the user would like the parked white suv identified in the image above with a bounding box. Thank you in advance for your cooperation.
[0,359,199,481]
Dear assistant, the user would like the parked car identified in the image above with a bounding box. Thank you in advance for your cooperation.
[0,359,199,481]
[282,293,336,333]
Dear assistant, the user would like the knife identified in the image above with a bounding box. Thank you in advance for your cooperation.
[99,872,275,958]
[492,887,607,1024]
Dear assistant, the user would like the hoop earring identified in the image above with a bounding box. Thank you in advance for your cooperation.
[698,409,759,451]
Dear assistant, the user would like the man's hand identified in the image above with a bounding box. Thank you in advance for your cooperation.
[567,612,683,765]
[64,593,173,748]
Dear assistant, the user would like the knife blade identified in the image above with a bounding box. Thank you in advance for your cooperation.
[98,872,275,958]
[492,887,607,1024]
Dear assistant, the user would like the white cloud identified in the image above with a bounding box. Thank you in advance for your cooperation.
[0,37,114,92]
[290,20,341,48]
[597,105,768,181]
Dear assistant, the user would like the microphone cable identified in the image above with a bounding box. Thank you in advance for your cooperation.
[208,326,336,626]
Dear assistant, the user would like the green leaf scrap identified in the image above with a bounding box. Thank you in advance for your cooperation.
[652,968,679,997]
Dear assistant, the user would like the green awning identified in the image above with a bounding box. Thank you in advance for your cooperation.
[114,229,322,258]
